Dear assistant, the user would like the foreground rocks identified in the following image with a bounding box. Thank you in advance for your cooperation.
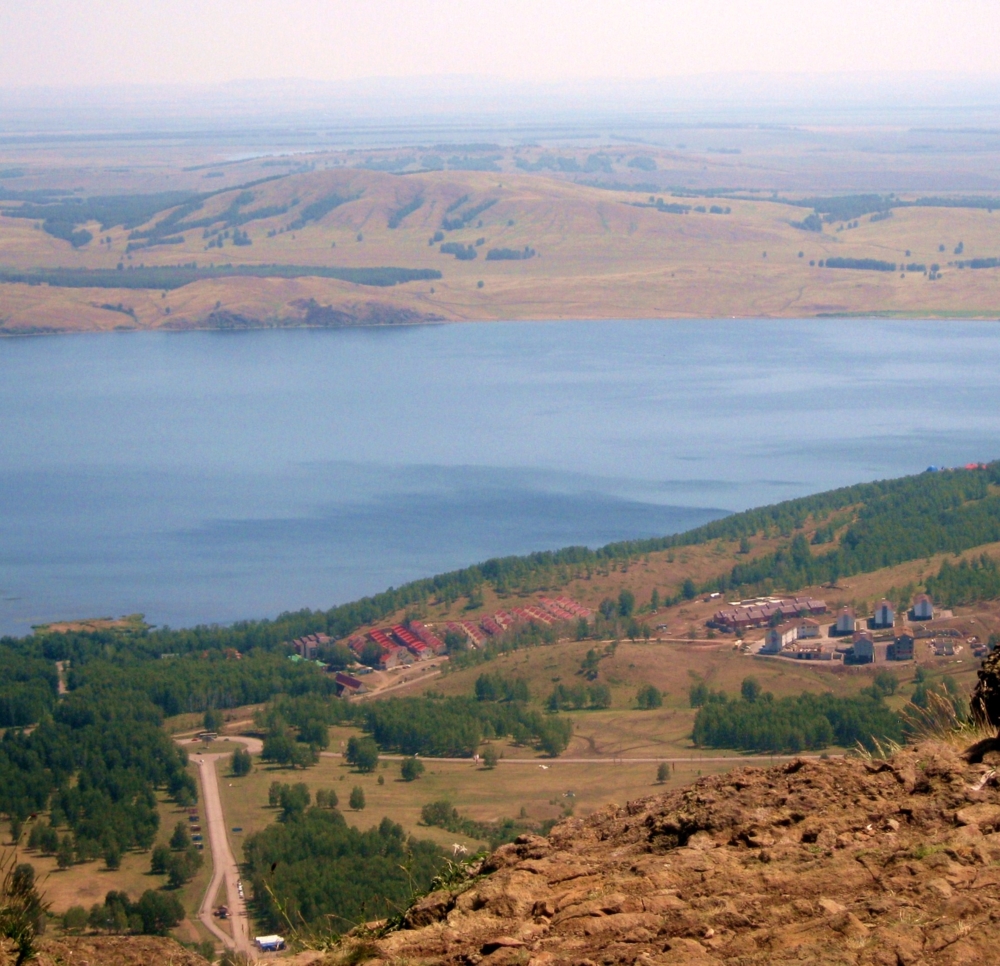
[334,739,1000,966]
[0,935,209,966]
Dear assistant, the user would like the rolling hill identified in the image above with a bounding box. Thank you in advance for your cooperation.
[4,157,1000,333]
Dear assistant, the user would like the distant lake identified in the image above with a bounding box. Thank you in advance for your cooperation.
[2,319,1000,636]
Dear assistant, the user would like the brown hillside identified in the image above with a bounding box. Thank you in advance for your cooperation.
[5,165,1000,332]
[335,737,1000,966]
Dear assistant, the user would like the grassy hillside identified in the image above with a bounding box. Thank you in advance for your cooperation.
[5,160,1000,331]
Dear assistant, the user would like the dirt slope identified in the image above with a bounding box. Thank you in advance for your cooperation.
[340,738,1000,966]
[0,935,209,966]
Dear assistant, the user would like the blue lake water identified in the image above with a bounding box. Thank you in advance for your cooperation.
[2,318,1000,636]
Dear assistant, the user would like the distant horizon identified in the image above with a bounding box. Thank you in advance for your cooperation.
[3,2,1000,89]
[5,71,1000,136]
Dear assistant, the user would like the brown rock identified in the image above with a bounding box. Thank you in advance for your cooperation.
[404,889,456,928]
[956,802,1000,831]
[323,738,1000,966]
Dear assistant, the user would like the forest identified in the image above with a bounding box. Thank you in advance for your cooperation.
[823,257,897,272]
[0,264,441,290]
[1,686,194,869]
[697,464,1000,599]
[925,554,1000,606]
[691,682,903,753]
[0,175,289,246]
[243,808,445,933]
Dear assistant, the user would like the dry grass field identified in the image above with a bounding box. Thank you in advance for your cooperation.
[9,789,212,920]
[4,138,1000,332]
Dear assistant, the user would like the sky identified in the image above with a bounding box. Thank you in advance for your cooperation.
[2,0,1000,89]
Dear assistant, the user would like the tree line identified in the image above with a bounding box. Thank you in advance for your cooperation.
[691,680,902,753]
[0,264,441,291]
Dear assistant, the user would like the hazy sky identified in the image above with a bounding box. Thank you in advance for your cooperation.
[2,0,1000,88]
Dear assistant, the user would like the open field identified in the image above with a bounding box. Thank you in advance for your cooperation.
[10,786,212,920]
[4,135,1000,331]
[216,744,750,855]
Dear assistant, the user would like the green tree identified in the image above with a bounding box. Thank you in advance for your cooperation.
[741,677,761,703]
[636,684,663,709]
[56,836,73,870]
[689,682,709,707]
[618,589,636,617]
[137,889,184,935]
[656,762,669,783]
[443,629,467,653]
[279,783,310,821]
[268,781,282,807]
[401,757,425,781]
[315,788,338,809]
[62,905,88,933]
[481,745,499,769]
[345,736,379,773]
[650,589,660,610]
[203,708,223,732]
[873,670,898,695]
[349,786,366,810]
[682,578,697,600]
[103,842,122,870]
[297,720,329,749]
[232,747,252,776]
[588,683,612,709]
[150,844,170,875]
[169,822,191,851]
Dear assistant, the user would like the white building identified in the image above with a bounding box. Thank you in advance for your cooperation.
[834,607,856,634]
[761,619,819,654]
[912,594,934,621]
[873,599,895,629]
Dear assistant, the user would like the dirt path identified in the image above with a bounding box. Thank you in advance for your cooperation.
[316,749,838,765]
[191,752,254,958]
[179,736,261,959]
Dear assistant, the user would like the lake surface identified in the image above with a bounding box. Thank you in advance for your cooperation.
[2,318,1000,637]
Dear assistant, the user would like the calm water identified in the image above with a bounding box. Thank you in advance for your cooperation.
[2,319,999,636]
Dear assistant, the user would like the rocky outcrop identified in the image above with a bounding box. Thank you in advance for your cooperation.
[334,739,1000,966]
